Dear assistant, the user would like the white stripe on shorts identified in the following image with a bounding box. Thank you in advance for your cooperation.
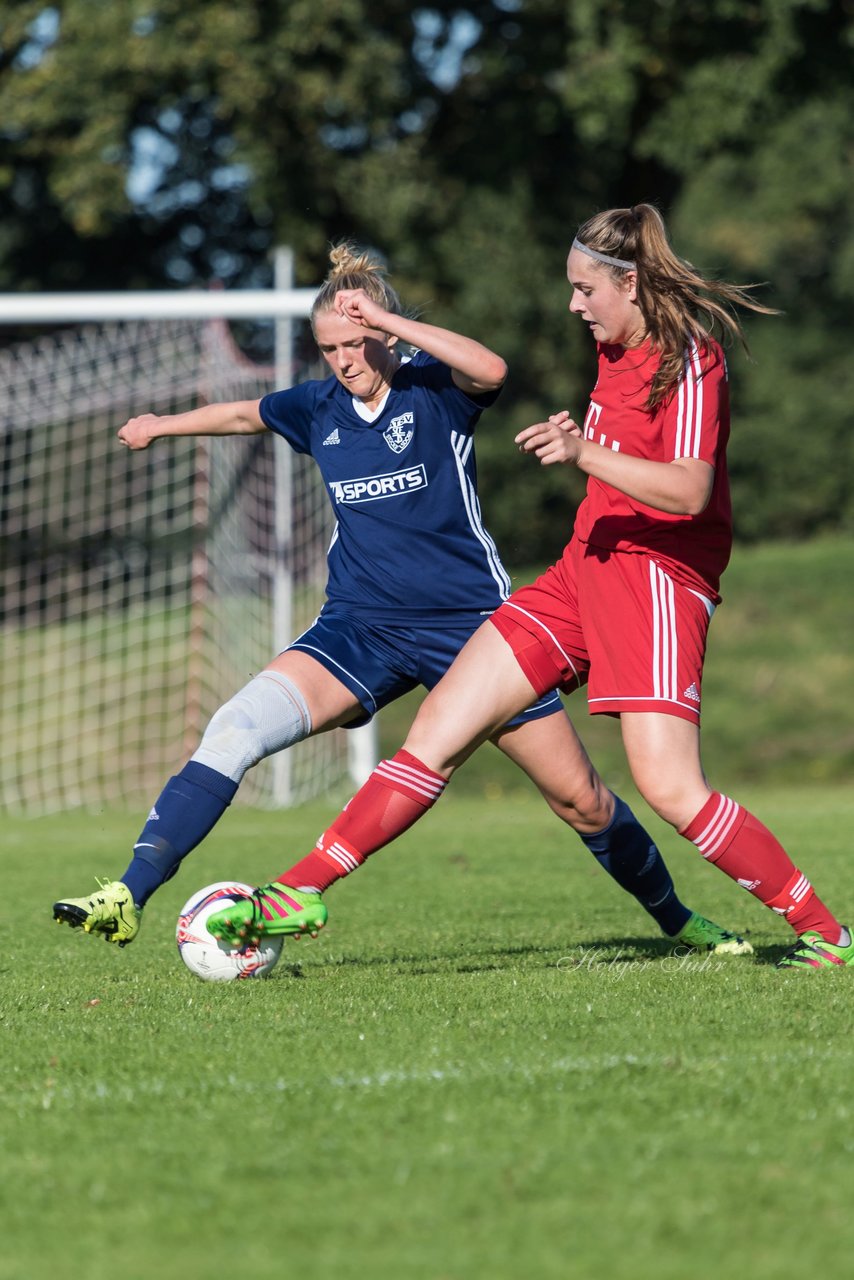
[649,561,678,702]
[502,601,581,686]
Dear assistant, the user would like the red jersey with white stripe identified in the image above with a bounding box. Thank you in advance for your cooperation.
[573,338,732,598]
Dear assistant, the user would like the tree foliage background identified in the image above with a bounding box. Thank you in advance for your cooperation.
[1,0,852,565]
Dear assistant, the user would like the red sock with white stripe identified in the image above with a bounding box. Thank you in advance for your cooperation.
[680,792,843,941]
[276,749,447,893]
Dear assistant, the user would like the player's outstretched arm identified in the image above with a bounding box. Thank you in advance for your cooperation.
[335,288,507,396]
[117,400,266,450]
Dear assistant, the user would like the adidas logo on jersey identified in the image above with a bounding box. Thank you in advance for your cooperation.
[147,806,159,821]
[683,682,701,704]
[323,428,340,446]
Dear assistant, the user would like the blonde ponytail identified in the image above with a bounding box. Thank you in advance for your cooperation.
[310,241,405,333]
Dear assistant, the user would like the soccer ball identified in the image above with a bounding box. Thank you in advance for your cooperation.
[176,882,283,982]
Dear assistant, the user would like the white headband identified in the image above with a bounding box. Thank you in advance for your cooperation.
[572,237,635,271]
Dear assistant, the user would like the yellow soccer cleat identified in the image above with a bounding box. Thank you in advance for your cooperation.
[53,878,141,947]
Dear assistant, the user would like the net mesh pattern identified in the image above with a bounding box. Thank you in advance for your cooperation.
[1,318,345,813]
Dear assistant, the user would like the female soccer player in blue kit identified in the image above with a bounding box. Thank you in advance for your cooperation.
[210,214,849,971]
[53,243,747,957]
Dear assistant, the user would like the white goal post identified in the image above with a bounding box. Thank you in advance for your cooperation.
[0,252,377,816]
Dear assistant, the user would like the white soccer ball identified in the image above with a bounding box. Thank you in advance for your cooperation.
[176,881,283,982]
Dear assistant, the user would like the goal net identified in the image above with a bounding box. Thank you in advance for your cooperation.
[1,311,356,815]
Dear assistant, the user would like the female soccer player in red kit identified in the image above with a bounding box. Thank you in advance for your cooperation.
[55,241,747,955]
[212,205,850,970]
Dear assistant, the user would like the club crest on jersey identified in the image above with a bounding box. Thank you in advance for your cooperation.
[383,412,414,453]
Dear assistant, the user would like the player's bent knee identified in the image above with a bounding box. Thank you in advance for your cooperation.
[191,672,312,782]
[544,777,611,831]
[632,776,702,831]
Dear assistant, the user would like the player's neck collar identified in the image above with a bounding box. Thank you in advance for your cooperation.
[352,388,391,422]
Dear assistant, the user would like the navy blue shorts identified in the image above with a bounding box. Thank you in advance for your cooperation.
[287,609,563,729]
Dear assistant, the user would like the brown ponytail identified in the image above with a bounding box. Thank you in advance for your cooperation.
[575,204,779,408]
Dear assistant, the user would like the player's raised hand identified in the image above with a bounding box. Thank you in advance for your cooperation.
[118,414,160,449]
[335,288,389,331]
[515,412,584,466]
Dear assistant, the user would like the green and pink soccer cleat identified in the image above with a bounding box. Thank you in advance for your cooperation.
[672,911,753,956]
[52,878,142,947]
[207,883,328,947]
[776,928,854,970]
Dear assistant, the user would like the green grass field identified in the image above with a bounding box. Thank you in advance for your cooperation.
[4,785,853,1280]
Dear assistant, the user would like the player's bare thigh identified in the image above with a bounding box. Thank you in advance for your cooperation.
[492,710,612,833]
[264,649,365,732]
[404,621,540,775]
[620,711,711,829]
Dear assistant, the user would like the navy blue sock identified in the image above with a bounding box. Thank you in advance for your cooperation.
[120,762,239,907]
[579,794,691,937]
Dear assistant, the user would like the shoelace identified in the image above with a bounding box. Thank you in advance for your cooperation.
[248,888,269,927]
[784,936,827,963]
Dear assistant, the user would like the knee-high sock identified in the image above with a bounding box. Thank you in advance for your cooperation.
[120,762,238,906]
[680,792,842,941]
[580,794,690,936]
[277,749,447,893]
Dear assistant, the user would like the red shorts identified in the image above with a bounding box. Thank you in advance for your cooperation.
[489,537,714,724]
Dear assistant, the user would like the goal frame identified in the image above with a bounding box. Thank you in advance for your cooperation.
[0,253,378,805]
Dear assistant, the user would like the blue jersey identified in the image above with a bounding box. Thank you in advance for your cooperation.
[259,351,512,623]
